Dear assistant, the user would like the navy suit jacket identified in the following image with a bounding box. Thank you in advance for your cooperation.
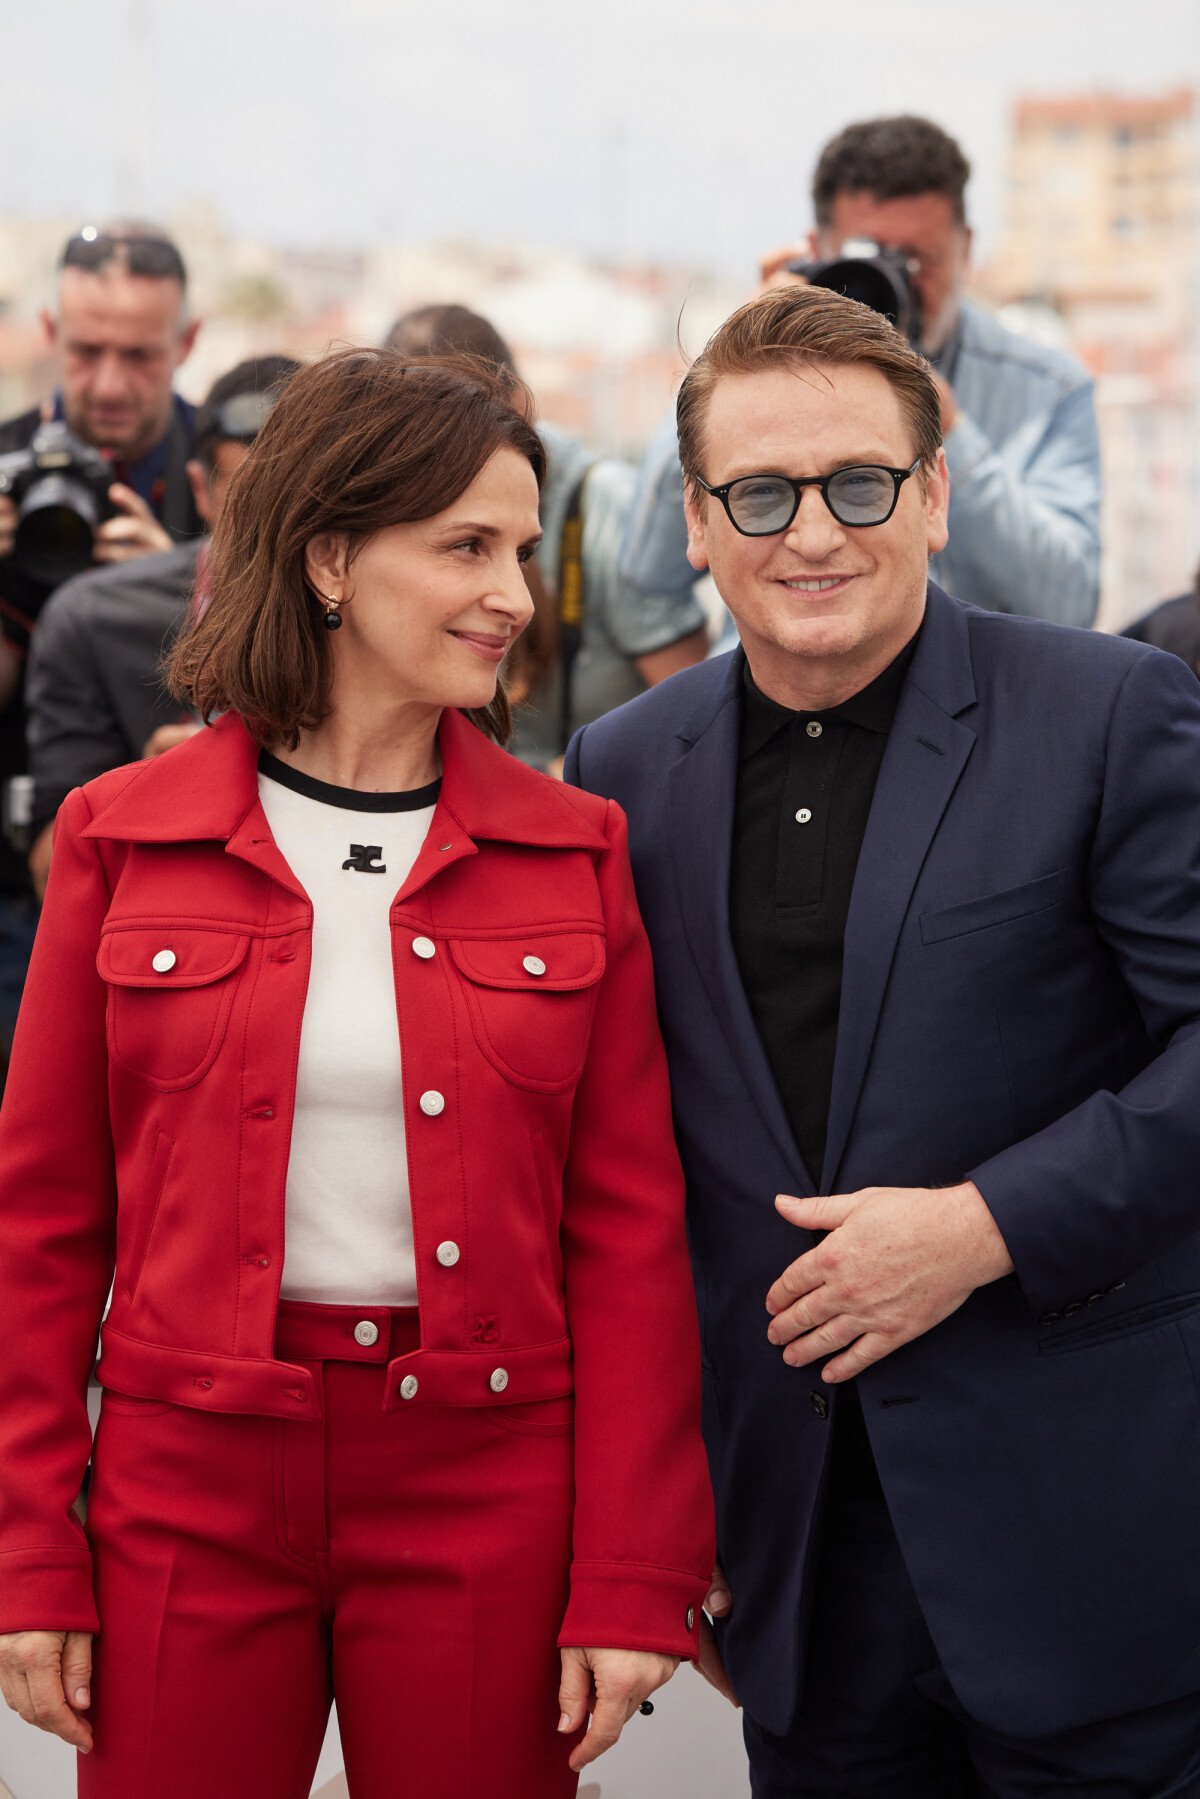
[566,584,1200,1738]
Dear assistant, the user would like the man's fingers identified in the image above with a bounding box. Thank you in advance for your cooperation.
[819,1332,894,1383]
[764,1237,827,1315]
[781,1317,864,1367]
[775,1192,858,1229]
[757,243,811,286]
[704,1560,733,1617]
[767,1284,842,1346]
[105,481,151,517]
[694,1616,739,1707]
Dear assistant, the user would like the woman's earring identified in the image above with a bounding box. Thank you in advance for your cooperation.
[322,593,344,631]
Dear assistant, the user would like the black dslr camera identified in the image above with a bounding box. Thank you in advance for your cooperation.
[786,240,923,347]
[0,420,117,585]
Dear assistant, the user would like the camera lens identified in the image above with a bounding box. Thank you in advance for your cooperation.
[808,257,915,337]
[15,474,100,584]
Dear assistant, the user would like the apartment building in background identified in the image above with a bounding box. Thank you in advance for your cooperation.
[979,87,1199,629]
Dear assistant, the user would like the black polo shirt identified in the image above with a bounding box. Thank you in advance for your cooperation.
[730,628,920,1494]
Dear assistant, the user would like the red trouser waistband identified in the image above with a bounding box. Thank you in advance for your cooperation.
[274,1299,420,1363]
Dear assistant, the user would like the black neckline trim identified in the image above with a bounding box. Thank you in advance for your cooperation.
[258,751,442,813]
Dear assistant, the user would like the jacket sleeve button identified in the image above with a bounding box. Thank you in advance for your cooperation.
[809,1392,828,1418]
[686,1606,695,1631]
[1039,1312,1062,1325]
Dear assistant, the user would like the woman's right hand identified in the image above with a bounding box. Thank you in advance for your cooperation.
[0,1629,94,1753]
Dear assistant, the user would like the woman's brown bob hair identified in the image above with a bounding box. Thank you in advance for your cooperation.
[168,346,546,747]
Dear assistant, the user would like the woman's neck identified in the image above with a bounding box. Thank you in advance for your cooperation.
[273,700,443,793]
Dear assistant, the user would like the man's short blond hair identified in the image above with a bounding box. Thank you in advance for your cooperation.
[676,285,942,501]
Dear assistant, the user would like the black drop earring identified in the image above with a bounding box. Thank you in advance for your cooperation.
[322,594,344,631]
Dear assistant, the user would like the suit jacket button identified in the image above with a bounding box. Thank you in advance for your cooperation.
[436,1241,461,1267]
[489,1368,509,1393]
[809,1392,829,1418]
[412,936,436,960]
[151,949,177,973]
[399,1375,419,1400]
[419,1090,445,1117]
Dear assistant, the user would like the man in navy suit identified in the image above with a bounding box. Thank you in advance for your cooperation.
[565,285,1200,1794]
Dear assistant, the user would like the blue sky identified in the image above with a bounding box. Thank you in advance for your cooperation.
[4,0,1198,275]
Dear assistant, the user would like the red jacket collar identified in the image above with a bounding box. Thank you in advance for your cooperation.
[81,709,608,852]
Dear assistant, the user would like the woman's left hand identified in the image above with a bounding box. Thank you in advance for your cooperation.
[557,1645,679,1772]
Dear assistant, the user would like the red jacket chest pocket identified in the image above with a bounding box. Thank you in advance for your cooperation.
[98,927,251,1090]
[447,930,606,1092]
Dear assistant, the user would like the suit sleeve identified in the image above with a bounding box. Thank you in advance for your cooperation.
[26,590,130,833]
[971,649,1200,1315]
[557,798,714,1657]
[0,787,116,1632]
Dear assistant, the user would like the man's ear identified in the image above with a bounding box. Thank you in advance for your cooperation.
[683,484,710,573]
[304,531,351,599]
[186,459,213,526]
[39,309,58,350]
[176,317,201,366]
[924,448,951,558]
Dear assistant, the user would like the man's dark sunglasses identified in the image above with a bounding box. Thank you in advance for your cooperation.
[696,459,923,535]
[60,230,187,284]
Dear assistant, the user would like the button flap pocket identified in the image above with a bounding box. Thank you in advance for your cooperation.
[447,931,605,1091]
[98,928,250,988]
[920,869,1067,945]
[98,928,250,1090]
[447,931,605,992]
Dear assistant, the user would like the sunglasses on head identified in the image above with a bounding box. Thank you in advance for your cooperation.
[60,230,187,285]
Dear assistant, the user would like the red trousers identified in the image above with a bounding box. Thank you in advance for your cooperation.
[80,1302,583,1798]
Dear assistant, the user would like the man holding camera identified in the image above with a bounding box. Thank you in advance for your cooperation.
[0,223,202,1061]
[621,114,1101,634]
[24,353,300,899]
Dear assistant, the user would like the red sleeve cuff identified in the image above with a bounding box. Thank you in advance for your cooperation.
[558,1559,707,1659]
[0,1546,99,1635]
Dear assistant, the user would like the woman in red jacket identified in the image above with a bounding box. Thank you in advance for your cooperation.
[0,348,714,1797]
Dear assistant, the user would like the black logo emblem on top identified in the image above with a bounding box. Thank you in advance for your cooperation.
[342,844,387,873]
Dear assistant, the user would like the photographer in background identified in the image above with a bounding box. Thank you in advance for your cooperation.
[621,114,1101,634]
[386,304,707,773]
[25,355,301,902]
[0,222,203,1060]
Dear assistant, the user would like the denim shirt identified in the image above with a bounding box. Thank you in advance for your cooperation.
[618,297,1101,631]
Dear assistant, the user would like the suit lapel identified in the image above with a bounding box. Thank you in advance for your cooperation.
[667,657,812,1193]
[821,589,978,1192]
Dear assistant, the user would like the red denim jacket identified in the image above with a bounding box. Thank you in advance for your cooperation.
[0,709,714,1652]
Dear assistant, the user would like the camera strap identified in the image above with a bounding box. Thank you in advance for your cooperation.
[556,467,592,755]
[160,407,203,541]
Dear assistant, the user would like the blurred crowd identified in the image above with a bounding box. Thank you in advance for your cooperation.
[0,113,1196,1090]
